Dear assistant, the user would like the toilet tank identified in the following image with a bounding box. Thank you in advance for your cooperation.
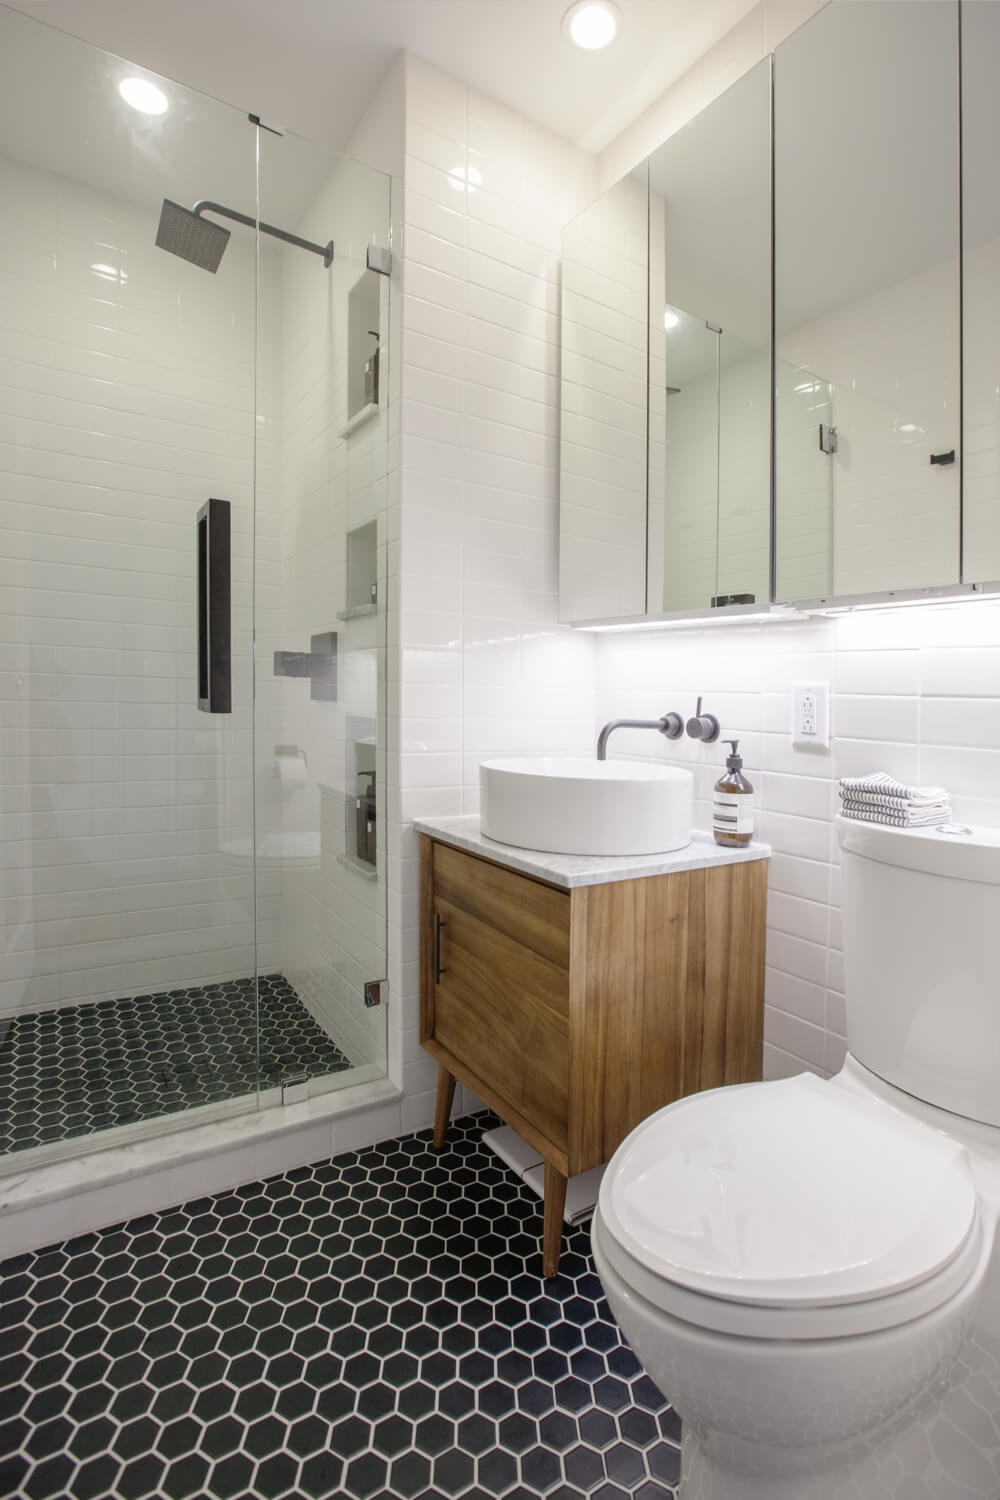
[838,818,1000,1127]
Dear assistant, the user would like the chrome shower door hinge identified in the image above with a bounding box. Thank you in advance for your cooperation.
[364,979,386,1008]
[819,423,839,455]
[367,245,391,275]
[282,1074,309,1105]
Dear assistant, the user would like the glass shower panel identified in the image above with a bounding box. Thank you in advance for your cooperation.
[254,128,389,1095]
[0,9,261,1161]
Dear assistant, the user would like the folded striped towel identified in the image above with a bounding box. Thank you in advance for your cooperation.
[840,806,951,828]
[840,787,946,810]
[839,772,951,828]
[839,773,949,807]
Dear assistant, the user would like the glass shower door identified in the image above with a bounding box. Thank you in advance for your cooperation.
[253,127,389,1098]
[0,7,389,1172]
[0,9,260,1159]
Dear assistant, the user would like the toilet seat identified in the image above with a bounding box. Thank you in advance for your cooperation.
[597,1073,981,1340]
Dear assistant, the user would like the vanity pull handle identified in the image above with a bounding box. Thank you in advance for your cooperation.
[432,913,447,984]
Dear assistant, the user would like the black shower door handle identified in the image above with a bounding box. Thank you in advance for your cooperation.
[197,497,231,713]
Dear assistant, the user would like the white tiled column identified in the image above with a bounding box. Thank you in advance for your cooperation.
[388,57,598,1128]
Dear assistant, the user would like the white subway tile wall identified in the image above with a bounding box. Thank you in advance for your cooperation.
[368,10,997,1123]
[594,599,1000,1081]
[386,56,598,1126]
[0,153,282,1020]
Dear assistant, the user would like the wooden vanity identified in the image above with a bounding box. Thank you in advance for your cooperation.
[418,823,768,1276]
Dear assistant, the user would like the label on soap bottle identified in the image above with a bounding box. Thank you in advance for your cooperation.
[713,791,754,837]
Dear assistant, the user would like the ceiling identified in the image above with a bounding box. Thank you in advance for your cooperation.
[3,0,758,157]
[0,4,336,228]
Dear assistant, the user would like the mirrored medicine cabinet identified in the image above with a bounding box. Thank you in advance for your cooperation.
[559,0,1000,625]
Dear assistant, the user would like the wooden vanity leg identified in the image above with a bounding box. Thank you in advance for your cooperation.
[433,1066,456,1148]
[542,1163,567,1278]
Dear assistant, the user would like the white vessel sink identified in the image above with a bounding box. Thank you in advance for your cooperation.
[480,757,693,857]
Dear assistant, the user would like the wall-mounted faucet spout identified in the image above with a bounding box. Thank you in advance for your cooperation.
[597,713,684,760]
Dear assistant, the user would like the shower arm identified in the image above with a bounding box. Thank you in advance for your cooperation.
[193,201,333,267]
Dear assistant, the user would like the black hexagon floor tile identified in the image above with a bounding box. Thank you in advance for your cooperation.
[0,975,351,1155]
[0,1111,680,1498]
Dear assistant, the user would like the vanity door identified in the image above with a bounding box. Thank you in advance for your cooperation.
[421,840,571,1157]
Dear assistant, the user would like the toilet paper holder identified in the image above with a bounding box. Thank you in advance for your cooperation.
[274,744,307,768]
[273,745,307,788]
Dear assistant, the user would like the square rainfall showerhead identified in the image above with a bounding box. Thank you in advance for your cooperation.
[156,199,230,273]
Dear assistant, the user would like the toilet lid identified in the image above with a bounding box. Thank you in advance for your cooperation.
[600,1074,978,1307]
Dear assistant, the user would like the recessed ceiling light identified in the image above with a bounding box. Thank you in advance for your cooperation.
[663,308,679,330]
[119,77,168,115]
[91,263,128,283]
[564,1,621,50]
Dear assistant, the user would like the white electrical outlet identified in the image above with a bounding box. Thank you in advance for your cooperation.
[792,681,830,748]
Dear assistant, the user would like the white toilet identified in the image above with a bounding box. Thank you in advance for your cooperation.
[593,818,1000,1500]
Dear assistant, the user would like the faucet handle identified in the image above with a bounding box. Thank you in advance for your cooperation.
[658,711,684,740]
[686,697,720,744]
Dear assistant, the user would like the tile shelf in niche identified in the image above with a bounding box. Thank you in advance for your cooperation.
[339,401,380,438]
[336,851,377,882]
[336,602,377,620]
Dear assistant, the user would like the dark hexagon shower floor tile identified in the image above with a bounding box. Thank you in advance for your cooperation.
[0,1111,681,1500]
[0,974,351,1156]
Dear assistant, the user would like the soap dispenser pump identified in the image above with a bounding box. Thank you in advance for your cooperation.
[713,740,754,848]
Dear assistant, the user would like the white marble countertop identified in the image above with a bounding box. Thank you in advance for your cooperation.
[413,815,770,889]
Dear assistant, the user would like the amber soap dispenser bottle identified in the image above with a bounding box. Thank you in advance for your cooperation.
[713,739,754,847]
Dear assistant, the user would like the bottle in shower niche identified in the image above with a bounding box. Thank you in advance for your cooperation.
[364,333,380,408]
[713,740,754,848]
[356,771,376,866]
[364,770,377,866]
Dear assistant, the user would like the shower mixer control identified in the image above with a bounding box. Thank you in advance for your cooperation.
[273,632,338,701]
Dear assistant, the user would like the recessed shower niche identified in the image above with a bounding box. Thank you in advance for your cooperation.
[341,264,386,436]
[338,519,379,619]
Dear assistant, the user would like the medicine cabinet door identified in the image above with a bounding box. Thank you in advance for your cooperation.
[648,57,772,616]
[773,0,961,603]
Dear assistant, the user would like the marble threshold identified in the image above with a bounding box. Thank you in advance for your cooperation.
[0,1074,402,1260]
[413,815,771,888]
